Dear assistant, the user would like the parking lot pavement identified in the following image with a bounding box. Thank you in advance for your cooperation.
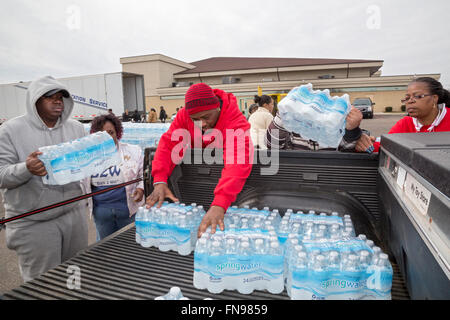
[361,113,403,137]
[0,112,404,295]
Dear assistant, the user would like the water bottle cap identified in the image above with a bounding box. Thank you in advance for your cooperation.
[318,225,326,230]
[227,239,235,245]
[298,251,307,258]
[360,250,370,257]
[331,212,339,216]
[263,207,270,211]
[252,207,258,210]
[241,241,250,248]
[212,241,220,247]
[170,287,181,295]
[270,242,279,248]
[296,211,304,214]
[255,239,264,245]
[191,203,197,207]
[379,253,388,260]
[329,251,339,257]
[320,212,327,216]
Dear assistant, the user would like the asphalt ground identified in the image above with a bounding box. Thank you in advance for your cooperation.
[0,113,404,296]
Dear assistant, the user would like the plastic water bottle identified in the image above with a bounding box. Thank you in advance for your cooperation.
[290,251,310,299]
[154,287,184,300]
[277,220,290,245]
[193,237,208,290]
[366,253,393,300]
[135,207,144,244]
[266,241,284,294]
[208,240,224,294]
[224,238,238,290]
[341,254,361,300]
[176,214,191,255]
[236,241,253,294]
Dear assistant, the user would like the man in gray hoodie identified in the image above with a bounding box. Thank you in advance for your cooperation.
[0,76,88,282]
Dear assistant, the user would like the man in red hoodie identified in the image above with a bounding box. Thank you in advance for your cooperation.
[145,83,254,237]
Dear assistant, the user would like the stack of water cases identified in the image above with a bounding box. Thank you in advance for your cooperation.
[135,202,206,255]
[38,131,121,185]
[281,210,393,300]
[120,123,170,150]
[193,206,284,295]
[84,123,170,150]
[277,83,352,148]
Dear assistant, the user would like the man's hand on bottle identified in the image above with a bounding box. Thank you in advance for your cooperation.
[26,151,47,176]
[197,205,225,238]
[145,183,179,209]
[345,107,363,130]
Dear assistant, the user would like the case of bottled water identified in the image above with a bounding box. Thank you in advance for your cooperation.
[38,131,121,185]
[193,206,284,295]
[287,237,393,300]
[135,202,205,255]
[277,84,351,148]
[83,122,170,152]
[121,123,170,151]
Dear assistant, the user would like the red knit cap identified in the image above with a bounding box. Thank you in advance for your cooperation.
[185,83,220,115]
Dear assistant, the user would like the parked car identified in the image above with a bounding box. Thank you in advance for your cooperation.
[352,97,375,119]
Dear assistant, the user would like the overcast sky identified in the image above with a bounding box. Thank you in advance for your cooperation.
[1,0,449,87]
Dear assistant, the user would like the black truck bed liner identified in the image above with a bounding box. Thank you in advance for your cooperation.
[2,225,409,300]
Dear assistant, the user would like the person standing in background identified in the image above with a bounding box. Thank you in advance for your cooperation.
[84,113,145,240]
[371,77,450,152]
[147,108,158,123]
[159,106,167,123]
[248,95,274,149]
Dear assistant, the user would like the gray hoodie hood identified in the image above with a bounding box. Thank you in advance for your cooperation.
[26,76,74,129]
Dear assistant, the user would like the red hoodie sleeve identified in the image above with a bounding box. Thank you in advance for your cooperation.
[151,111,189,184]
[211,125,254,211]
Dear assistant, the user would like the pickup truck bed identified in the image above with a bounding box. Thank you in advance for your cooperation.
[1,224,410,300]
[3,147,414,300]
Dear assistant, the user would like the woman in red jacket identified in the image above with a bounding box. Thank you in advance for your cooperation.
[370,77,450,152]
[145,83,254,237]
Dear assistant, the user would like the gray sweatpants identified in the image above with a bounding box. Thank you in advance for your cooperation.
[5,203,88,283]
